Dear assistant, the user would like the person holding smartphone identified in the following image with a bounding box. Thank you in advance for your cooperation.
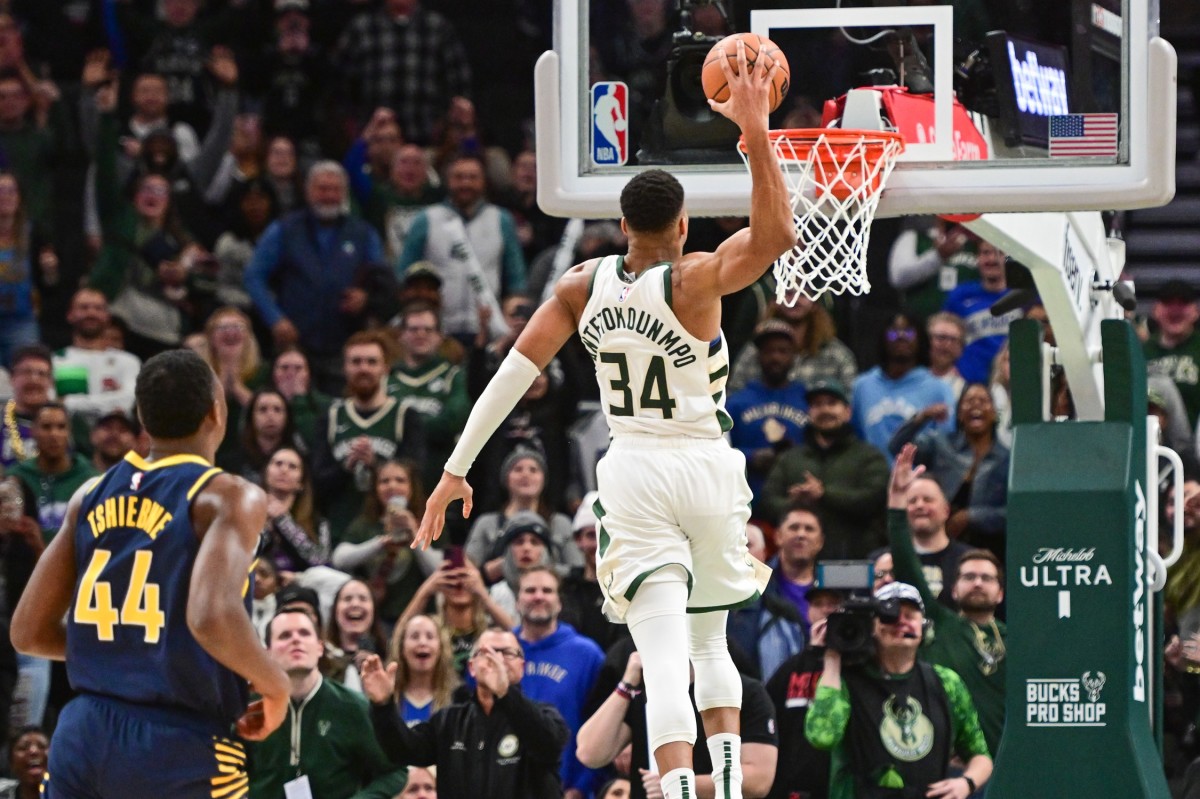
[332,460,441,628]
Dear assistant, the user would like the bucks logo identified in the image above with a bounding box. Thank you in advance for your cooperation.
[497,734,519,757]
[1082,671,1106,703]
[880,695,934,762]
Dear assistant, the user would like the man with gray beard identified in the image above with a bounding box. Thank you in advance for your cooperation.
[245,161,394,391]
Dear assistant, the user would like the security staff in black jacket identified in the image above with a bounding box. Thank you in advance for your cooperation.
[362,627,569,799]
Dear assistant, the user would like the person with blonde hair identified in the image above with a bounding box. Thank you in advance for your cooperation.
[204,306,266,461]
[385,614,460,724]
[204,306,264,406]
[398,766,437,797]
[399,559,514,678]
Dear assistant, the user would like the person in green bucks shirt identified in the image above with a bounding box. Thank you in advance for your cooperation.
[804,575,992,799]
[1144,279,1200,430]
[886,442,1007,759]
[10,402,98,542]
[313,331,425,536]
[386,301,469,489]
[248,608,407,798]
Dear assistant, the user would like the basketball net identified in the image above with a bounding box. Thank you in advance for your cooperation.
[739,129,905,303]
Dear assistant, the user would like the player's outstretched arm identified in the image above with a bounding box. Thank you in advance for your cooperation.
[413,267,589,550]
[700,38,796,296]
[189,474,290,739]
[11,489,85,660]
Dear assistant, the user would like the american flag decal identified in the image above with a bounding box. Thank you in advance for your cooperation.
[1048,114,1119,157]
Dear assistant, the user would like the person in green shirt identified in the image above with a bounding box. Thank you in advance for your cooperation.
[886,443,1007,758]
[887,217,979,323]
[248,608,408,799]
[10,402,98,541]
[386,302,469,490]
[805,577,992,799]
[271,346,332,454]
[313,331,425,537]
[1144,279,1200,429]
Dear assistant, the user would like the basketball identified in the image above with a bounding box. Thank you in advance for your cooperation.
[702,32,791,113]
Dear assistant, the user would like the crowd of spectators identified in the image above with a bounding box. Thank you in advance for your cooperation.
[0,2,1196,799]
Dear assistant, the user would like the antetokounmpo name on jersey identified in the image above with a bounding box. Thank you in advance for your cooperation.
[581,306,696,366]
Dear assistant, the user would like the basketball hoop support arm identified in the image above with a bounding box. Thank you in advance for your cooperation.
[963,211,1125,421]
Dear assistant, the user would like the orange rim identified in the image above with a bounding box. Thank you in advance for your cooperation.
[738,128,907,159]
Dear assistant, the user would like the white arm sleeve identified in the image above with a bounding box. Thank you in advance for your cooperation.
[444,348,542,476]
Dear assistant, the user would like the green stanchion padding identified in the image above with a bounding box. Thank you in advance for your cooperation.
[989,319,1167,798]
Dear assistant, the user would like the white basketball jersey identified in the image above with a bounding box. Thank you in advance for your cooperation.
[578,254,732,438]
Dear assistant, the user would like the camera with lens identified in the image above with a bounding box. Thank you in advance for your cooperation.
[637,0,740,163]
[825,594,901,665]
[814,559,897,665]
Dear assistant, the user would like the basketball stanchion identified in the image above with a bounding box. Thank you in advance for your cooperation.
[738,128,905,303]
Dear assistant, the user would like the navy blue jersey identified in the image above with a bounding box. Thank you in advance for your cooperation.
[66,452,251,728]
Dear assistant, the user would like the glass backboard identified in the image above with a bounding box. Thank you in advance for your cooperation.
[535,0,1176,218]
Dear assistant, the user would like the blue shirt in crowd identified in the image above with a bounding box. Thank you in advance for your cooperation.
[852,366,956,461]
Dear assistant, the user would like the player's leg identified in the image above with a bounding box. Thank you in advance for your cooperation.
[689,608,745,799]
[625,565,698,799]
[56,695,248,799]
[595,442,701,799]
[676,443,763,799]
[110,720,248,799]
[43,696,104,799]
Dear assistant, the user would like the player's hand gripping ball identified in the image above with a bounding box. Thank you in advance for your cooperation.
[702,32,791,113]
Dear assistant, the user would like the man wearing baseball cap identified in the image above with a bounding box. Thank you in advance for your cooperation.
[1145,278,1200,429]
[726,318,809,509]
[761,379,890,559]
[805,576,992,799]
[88,408,139,472]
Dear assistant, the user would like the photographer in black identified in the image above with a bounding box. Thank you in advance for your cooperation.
[804,582,991,799]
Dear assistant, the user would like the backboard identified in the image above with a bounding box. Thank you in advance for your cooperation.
[536,0,1176,218]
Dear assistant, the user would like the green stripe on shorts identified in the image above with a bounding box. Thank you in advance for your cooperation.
[594,498,609,557]
[624,563,694,602]
[686,589,762,614]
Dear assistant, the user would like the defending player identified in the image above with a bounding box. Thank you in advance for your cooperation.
[11,350,290,799]
[415,40,795,799]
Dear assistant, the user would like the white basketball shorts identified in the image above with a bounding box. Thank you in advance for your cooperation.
[594,435,772,622]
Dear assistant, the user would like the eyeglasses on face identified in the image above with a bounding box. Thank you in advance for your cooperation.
[929,332,962,344]
[472,646,524,661]
[886,329,917,342]
[958,572,999,584]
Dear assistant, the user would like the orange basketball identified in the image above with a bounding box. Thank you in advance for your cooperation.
[702,32,791,113]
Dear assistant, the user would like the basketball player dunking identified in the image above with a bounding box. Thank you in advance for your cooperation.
[12,350,289,799]
[415,41,795,799]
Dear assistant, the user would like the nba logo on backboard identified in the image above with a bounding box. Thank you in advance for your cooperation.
[591,82,628,166]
